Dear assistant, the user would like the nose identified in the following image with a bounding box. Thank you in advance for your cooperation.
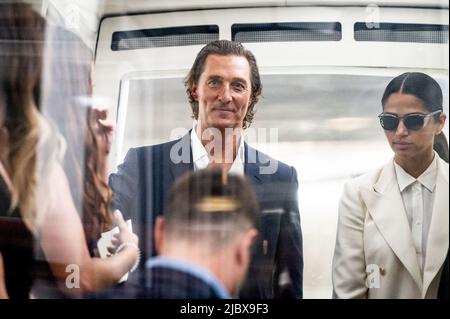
[395,119,409,137]
[218,84,232,103]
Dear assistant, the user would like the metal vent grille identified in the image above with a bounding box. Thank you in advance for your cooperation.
[354,23,448,43]
[232,22,342,43]
[111,25,219,51]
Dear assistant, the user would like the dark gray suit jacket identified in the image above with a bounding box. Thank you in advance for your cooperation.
[89,263,227,299]
[109,132,303,298]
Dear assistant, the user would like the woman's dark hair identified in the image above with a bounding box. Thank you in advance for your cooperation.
[42,27,112,251]
[434,132,449,163]
[382,72,443,114]
[382,72,447,161]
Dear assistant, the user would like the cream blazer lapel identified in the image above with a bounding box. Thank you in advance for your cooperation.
[422,157,449,297]
[360,160,423,290]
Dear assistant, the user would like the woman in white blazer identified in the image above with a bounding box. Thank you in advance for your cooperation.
[332,72,449,299]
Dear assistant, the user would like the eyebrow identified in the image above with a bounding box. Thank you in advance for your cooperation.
[207,75,248,85]
[384,111,428,115]
[207,75,222,81]
[232,78,248,85]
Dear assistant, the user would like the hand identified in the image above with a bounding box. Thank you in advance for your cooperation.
[112,210,138,250]
[90,106,115,155]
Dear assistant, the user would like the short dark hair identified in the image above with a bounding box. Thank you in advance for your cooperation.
[382,72,443,117]
[184,40,262,129]
[164,169,259,245]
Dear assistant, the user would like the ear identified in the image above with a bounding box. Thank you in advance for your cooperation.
[436,112,447,134]
[235,228,258,266]
[191,84,198,101]
[154,216,165,255]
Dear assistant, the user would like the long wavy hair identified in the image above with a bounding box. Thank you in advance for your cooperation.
[42,27,112,249]
[0,3,46,232]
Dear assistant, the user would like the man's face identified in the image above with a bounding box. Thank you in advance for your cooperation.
[192,54,252,131]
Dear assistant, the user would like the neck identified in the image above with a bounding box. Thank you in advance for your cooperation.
[161,244,235,295]
[395,150,435,178]
[196,125,241,167]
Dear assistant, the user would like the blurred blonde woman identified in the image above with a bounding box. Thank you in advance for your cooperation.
[0,3,138,298]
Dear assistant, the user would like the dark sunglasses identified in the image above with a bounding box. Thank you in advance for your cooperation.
[378,110,442,131]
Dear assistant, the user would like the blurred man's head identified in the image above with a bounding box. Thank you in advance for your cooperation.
[155,168,259,295]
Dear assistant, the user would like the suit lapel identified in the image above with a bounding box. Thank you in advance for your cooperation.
[244,143,264,191]
[360,161,423,290]
[168,132,194,184]
[422,158,449,297]
[244,143,270,211]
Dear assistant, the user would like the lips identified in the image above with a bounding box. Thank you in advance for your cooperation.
[213,107,235,113]
[393,141,413,150]
[212,107,235,114]
[393,141,412,146]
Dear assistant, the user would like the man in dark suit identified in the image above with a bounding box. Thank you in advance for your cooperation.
[109,40,303,298]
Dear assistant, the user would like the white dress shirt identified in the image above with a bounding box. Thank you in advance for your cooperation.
[190,122,245,176]
[394,154,438,273]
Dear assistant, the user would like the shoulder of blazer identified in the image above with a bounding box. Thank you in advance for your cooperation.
[345,160,394,195]
[437,156,449,184]
[132,134,190,163]
[133,139,180,156]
